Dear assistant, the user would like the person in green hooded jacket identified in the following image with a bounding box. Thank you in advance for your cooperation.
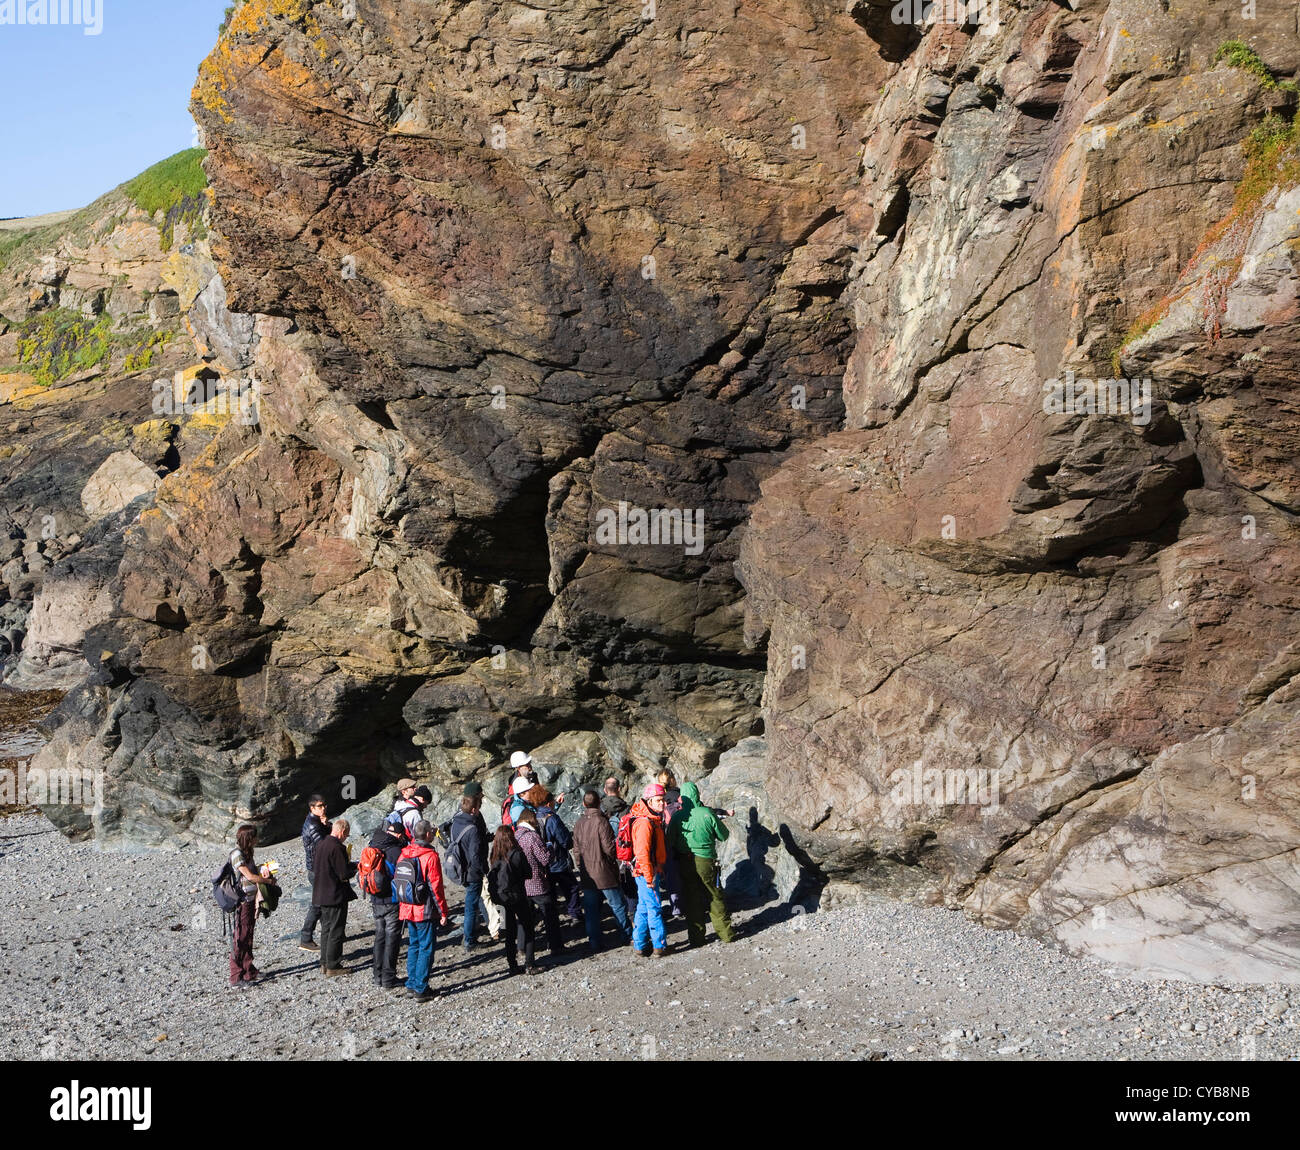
[668,781,737,946]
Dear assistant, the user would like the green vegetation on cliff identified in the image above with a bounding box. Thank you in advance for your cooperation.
[10,308,172,387]
[124,149,209,251]
[1113,60,1300,369]
[1213,40,1299,92]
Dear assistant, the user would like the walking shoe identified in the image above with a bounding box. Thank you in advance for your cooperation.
[651,948,666,958]
[298,940,320,952]
[409,988,439,1001]
[525,965,543,977]
[386,983,407,994]
[323,966,348,978]
[632,946,651,958]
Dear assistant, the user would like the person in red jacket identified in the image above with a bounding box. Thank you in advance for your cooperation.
[397,820,449,1001]
[630,783,668,957]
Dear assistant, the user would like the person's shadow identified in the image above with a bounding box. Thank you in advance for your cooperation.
[719,806,828,935]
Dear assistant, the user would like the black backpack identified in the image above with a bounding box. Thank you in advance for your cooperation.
[442,822,475,887]
[212,858,245,913]
[487,848,527,907]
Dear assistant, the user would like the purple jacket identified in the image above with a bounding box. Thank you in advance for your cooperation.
[515,824,552,897]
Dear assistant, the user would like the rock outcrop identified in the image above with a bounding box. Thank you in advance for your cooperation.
[738,5,1300,980]
[9,0,1300,980]
[30,0,883,845]
[0,168,255,687]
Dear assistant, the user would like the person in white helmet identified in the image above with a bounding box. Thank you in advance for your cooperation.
[498,749,565,826]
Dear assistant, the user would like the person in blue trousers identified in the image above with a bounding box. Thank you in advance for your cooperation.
[572,789,632,951]
[629,784,668,957]
[396,821,449,1001]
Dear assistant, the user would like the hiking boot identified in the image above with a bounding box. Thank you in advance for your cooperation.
[632,946,651,958]
[409,988,439,1001]
[298,940,320,952]
[525,966,543,977]
[651,948,666,958]
[323,966,348,978]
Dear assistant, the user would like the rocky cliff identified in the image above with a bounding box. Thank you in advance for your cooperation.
[0,152,254,693]
[13,0,1300,980]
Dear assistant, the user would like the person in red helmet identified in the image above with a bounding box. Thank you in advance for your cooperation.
[629,783,669,957]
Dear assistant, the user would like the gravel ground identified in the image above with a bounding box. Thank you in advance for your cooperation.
[0,811,1295,1062]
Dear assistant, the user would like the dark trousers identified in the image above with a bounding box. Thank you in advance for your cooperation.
[299,868,319,940]
[508,900,537,970]
[229,900,257,984]
[371,901,401,986]
[319,903,348,970]
[660,849,683,916]
[552,870,581,919]
[531,893,565,954]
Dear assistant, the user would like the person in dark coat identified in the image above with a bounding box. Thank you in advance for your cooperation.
[572,790,632,951]
[299,795,330,951]
[600,777,629,825]
[449,790,490,953]
[601,778,636,899]
[656,769,684,918]
[368,819,406,990]
[537,797,580,923]
[311,818,356,976]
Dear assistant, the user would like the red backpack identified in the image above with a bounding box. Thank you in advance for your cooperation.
[615,811,639,864]
[357,845,391,898]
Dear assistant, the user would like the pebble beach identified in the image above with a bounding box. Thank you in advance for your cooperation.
[1,812,1295,1062]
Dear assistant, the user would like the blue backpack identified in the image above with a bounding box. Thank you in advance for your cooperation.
[392,854,429,905]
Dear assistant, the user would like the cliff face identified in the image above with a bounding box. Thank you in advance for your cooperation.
[0,165,253,696]
[739,6,1300,979]
[18,0,1300,978]
[33,0,883,844]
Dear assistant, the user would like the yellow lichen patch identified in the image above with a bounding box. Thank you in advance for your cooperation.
[186,410,235,432]
[229,0,311,38]
[132,419,177,442]
[262,48,325,97]
[193,38,269,123]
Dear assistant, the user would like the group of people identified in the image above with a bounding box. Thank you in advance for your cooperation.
[222,751,739,997]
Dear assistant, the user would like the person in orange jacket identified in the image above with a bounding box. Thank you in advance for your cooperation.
[629,783,669,957]
[396,820,449,1000]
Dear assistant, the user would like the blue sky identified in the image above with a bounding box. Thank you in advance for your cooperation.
[0,0,230,218]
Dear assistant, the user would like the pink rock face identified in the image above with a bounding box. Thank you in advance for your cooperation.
[740,8,1300,979]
